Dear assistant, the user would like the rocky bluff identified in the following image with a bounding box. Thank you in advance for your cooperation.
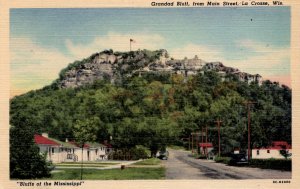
[58,49,262,88]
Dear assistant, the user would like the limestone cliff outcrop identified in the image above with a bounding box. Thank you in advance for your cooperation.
[58,49,262,88]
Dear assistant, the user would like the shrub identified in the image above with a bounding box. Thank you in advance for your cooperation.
[130,146,150,160]
[214,156,231,165]
[249,158,291,171]
[108,146,150,160]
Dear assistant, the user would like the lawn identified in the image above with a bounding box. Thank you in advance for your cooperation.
[56,162,119,165]
[50,167,165,180]
[133,158,161,165]
[55,164,107,167]
[55,162,119,167]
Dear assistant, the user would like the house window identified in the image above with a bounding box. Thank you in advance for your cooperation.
[256,150,259,155]
[52,148,55,154]
[67,154,73,159]
[267,150,270,153]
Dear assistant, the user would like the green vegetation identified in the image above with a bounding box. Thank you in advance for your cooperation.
[214,156,231,164]
[54,162,119,167]
[249,159,291,171]
[167,145,186,150]
[192,154,207,159]
[214,157,291,171]
[56,162,119,165]
[133,158,161,165]
[50,167,165,180]
[109,146,150,160]
[55,164,106,167]
[10,49,292,178]
[10,123,52,179]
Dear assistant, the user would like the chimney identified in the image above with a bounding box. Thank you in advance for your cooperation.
[42,133,48,138]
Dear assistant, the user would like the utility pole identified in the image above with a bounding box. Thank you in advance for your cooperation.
[205,126,208,157]
[201,127,204,143]
[188,135,191,151]
[244,101,256,161]
[191,133,194,153]
[215,119,222,156]
[196,131,199,154]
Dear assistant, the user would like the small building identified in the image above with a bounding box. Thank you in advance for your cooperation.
[198,143,214,156]
[34,133,111,163]
[252,141,292,159]
[34,134,62,163]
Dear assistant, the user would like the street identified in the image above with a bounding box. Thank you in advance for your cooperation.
[163,149,291,179]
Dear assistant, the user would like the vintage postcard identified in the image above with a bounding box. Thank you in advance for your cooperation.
[0,0,299,188]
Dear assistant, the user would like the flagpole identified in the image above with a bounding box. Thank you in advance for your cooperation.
[130,40,131,51]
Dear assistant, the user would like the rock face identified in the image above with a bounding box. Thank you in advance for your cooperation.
[60,54,118,88]
[58,49,262,88]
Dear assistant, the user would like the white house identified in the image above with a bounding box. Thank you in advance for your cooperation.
[251,141,292,159]
[34,133,111,163]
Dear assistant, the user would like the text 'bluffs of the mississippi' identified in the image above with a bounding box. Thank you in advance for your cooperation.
[151,1,283,6]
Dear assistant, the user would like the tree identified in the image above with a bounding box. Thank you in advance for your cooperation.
[73,117,99,180]
[139,117,179,157]
[10,124,51,179]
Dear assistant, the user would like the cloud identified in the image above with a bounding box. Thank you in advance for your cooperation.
[169,43,223,61]
[10,33,166,97]
[10,37,73,97]
[65,32,166,60]
[223,39,290,85]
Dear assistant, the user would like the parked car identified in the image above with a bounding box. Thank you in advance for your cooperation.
[229,153,248,165]
[156,150,169,160]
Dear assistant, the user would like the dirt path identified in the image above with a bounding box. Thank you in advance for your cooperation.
[163,149,291,179]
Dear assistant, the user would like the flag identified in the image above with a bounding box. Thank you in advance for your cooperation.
[130,39,136,43]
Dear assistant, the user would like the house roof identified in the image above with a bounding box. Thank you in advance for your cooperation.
[34,134,60,146]
[49,138,77,148]
[86,142,106,148]
[68,141,87,148]
[199,143,213,148]
[68,141,105,148]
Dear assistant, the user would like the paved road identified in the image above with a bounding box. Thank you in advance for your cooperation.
[163,149,291,179]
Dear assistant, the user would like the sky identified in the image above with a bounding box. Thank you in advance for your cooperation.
[10,7,291,97]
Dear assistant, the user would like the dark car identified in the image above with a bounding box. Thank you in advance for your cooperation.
[229,153,248,165]
[157,150,169,160]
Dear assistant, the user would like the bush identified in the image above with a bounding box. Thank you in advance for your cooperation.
[108,146,150,160]
[130,146,150,160]
[249,158,291,171]
[214,156,231,165]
